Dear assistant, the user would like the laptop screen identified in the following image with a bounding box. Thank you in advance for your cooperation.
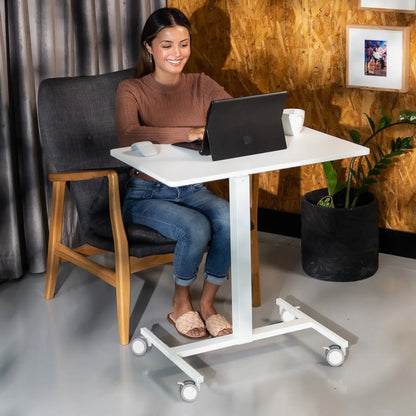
[205,91,287,161]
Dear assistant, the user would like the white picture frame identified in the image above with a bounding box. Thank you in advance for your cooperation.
[358,0,416,13]
[346,25,410,92]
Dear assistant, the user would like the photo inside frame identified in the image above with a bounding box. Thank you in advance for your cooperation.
[364,39,387,77]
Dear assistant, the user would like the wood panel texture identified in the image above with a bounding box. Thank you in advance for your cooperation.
[168,0,416,232]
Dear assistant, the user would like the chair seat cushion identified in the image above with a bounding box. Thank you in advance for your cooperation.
[84,211,176,258]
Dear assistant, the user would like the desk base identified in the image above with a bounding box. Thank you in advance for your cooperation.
[132,298,349,401]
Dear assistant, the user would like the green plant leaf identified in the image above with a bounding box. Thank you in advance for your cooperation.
[398,111,416,123]
[321,161,339,195]
[322,161,334,176]
[326,173,338,195]
[349,129,361,144]
[376,145,384,157]
[317,196,333,208]
[365,113,376,133]
[400,136,413,148]
[378,115,392,130]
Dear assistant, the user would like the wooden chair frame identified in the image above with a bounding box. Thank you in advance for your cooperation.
[45,169,173,345]
[45,169,261,345]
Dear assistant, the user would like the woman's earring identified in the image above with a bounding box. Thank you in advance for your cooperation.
[149,53,153,63]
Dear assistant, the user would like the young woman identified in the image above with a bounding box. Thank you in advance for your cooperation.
[115,7,232,339]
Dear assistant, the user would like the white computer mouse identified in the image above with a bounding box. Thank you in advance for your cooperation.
[131,141,158,157]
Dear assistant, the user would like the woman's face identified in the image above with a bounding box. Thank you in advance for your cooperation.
[145,25,191,84]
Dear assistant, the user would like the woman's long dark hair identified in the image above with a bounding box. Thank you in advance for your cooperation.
[136,7,191,78]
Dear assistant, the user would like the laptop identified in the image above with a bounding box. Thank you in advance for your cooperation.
[174,91,288,161]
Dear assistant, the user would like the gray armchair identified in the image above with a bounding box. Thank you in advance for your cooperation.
[38,69,176,345]
[38,68,262,346]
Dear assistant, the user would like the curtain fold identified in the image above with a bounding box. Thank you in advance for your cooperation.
[0,0,166,282]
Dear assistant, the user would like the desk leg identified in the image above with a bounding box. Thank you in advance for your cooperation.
[229,175,252,340]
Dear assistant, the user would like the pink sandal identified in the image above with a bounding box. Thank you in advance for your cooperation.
[205,314,233,337]
[167,311,208,339]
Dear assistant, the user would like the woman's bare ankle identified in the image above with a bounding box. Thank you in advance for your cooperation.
[172,286,194,319]
[199,302,217,321]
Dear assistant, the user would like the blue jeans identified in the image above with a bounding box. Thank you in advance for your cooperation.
[122,178,231,287]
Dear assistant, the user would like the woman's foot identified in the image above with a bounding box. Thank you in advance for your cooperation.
[171,285,207,339]
[200,304,233,337]
[204,313,232,337]
[199,282,233,337]
[167,311,207,339]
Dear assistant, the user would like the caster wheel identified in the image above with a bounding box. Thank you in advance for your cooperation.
[325,345,345,367]
[178,380,199,402]
[280,308,295,322]
[131,337,150,356]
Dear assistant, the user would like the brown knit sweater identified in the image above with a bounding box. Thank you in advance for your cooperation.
[115,72,231,147]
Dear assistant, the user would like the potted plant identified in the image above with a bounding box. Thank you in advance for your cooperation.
[301,108,416,281]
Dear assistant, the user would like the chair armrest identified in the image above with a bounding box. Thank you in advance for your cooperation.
[49,169,120,182]
[49,168,130,264]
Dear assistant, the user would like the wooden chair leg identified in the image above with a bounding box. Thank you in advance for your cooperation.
[45,181,66,299]
[108,171,132,345]
[115,266,131,345]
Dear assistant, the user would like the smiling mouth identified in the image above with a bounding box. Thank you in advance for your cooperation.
[167,59,183,65]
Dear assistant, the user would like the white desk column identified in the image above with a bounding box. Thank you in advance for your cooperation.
[229,175,253,341]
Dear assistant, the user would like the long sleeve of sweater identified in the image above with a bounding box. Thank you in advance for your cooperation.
[115,72,231,147]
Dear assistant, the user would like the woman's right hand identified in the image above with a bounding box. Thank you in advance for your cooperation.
[188,127,205,142]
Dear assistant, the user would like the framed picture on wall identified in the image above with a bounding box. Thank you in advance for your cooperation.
[358,0,416,13]
[346,25,410,92]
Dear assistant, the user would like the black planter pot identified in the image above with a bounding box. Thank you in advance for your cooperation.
[301,188,379,281]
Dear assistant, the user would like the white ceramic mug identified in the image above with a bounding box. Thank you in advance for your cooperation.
[282,108,305,136]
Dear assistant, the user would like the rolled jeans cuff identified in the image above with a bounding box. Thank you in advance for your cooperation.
[173,273,198,287]
[204,272,229,286]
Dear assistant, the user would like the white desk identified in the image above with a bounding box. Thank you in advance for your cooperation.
[111,127,369,401]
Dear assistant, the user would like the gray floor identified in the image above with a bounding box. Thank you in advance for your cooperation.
[1,232,415,415]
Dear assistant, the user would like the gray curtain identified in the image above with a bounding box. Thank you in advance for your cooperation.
[0,0,165,282]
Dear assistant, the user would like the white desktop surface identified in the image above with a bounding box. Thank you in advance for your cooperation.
[111,127,369,396]
[110,127,369,186]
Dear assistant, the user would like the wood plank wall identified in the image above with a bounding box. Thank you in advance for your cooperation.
[168,0,416,232]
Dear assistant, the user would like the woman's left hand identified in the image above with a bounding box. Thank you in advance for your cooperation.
[188,127,205,142]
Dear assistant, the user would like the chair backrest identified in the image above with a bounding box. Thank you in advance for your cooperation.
[38,68,135,236]
[38,68,134,171]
